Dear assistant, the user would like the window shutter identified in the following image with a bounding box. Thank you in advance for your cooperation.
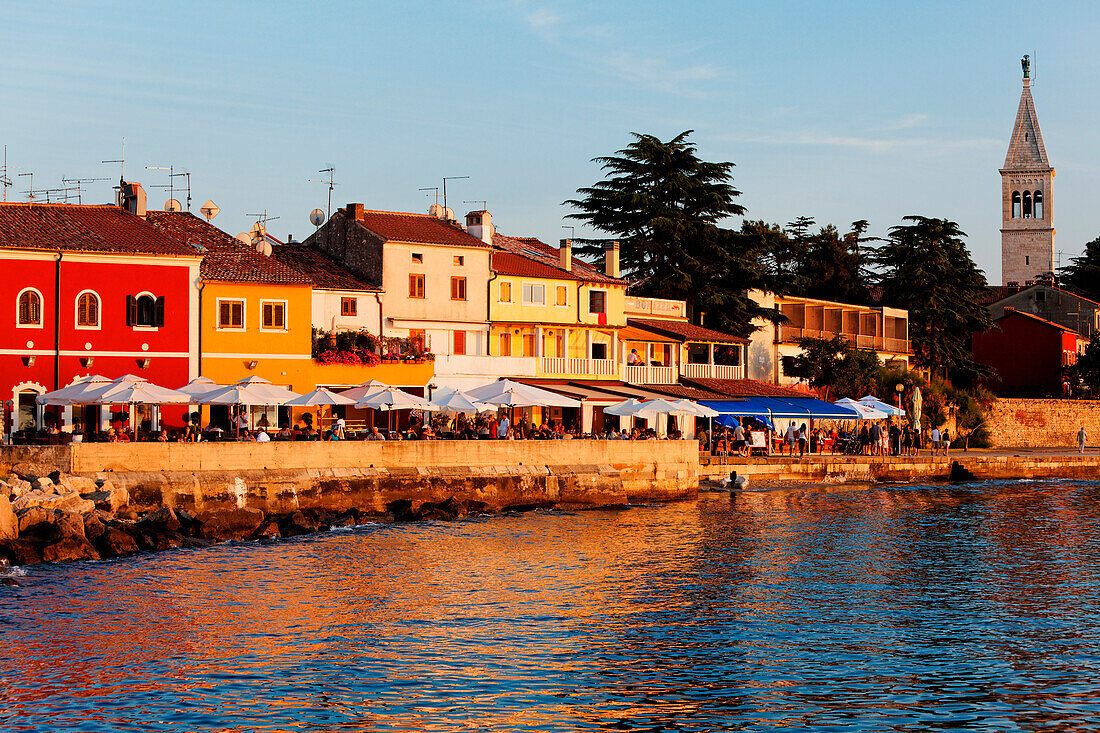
[127,295,136,326]
[154,296,165,327]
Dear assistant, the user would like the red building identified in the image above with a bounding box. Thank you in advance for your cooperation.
[2,191,203,434]
[972,309,1082,396]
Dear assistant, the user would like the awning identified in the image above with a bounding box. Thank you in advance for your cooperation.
[700,396,859,420]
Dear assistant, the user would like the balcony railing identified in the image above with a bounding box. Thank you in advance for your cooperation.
[681,363,743,380]
[779,327,909,354]
[883,337,910,354]
[539,357,617,377]
[623,364,678,385]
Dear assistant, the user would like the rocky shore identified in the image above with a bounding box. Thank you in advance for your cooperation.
[0,461,497,567]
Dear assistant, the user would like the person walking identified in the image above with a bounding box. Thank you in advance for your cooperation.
[1079,426,1088,453]
[785,422,799,457]
[930,426,942,456]
[797,423,808,458]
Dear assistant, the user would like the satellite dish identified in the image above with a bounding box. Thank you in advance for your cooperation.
[164,198,182,212]
[236,233,253,245]
[310,208,325,226]
[200,200,220,221]
[428,203,444,218]
[249,221,266,238]
[255,240,273,256]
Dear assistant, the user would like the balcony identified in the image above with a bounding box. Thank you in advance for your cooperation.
[434,354,537,378]
[624,364,678,385]
[681,363,743,380]
[778,326,909,354]
[539,357,617,378]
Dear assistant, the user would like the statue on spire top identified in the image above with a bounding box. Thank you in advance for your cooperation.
[1022,54,1031,79]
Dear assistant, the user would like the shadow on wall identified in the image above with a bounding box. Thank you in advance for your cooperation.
[747,340,774,383]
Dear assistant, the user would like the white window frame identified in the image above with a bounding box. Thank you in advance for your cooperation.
[16,287,44,329]
[259,299,288,332]
[499,280,513,303]
[132,290,160,332]
[521,282,545,306]
[74,289,102,331]
[554,284,570,308]
[216,297,246,332]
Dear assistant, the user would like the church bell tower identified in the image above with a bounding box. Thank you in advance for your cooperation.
[1001,55,1055,285]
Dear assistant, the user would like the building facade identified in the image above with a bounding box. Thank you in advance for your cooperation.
[985,283,1100,341]
[973,310,1081,395]
[1001,55,1056,286]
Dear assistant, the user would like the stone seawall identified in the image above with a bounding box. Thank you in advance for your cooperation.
[0,441,698,515]
[985,398,1100,448]
[701,453,1100,485]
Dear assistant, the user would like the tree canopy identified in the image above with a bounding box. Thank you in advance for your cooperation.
[1059,236,1100,302]
[871,216,993,381]
[784,335,881,401]
[564,131,778,336]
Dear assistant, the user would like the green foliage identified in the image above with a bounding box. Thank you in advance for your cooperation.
[1059,236,1100,302]
[564,131,779,336]
[871,216,993,381]
[1069,333,1100,396]
[785,335,881,400]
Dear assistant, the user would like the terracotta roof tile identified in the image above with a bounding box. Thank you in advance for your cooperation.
[0,202,203,256]
[272,244,381,291]
[682,378,810,398]
[999,308,1079,332]
[627,318,746,344]
[144,212,312,285]
[350,208,489,248]
[492,233,625,284]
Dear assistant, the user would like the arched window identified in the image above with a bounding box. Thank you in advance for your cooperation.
[76,291,100,328]
[1023,191,1033,218]
[17,289,42,326]
[136,295,155,326]
[1012,191,1021,219]
[1034,190,1044,219]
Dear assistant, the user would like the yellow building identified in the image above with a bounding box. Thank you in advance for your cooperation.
[490,234,627,380]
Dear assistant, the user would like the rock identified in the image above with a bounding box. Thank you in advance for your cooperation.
[329,511,357,528]
[196,507,265,541]
[116,509,139,521]
[16,506,54,535]
[54,510,85,541]
[6,479,31,499]
[0,495,16,541]
[386,499,417,522]
[83,512,107,543]
[0,539,42,566]
[12,490,94,515]
[31,477,55,492]
[95,527,139,558]
[251,519,282,539]
[95,481,128,511]
[59,475,97,494]
[136,507,181,534]
[10,462,59,482]
[0,482,10,500]
[41,536,99,563]
[278,510,319,537]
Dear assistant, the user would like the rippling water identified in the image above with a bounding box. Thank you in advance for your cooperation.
[6,480,1100,731]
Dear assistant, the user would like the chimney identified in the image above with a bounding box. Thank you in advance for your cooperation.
[117,181,147,218]
[604,240,620,278]
[465,210,494,244]
[346,203,364,220]
[559,239,572,272]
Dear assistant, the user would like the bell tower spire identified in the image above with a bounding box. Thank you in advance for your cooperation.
[1001,54,1055,286]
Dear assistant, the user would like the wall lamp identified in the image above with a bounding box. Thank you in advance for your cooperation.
[80,356,94,368]
[137,358,151,369]
[22,355,35,367]
[246,360,258,369]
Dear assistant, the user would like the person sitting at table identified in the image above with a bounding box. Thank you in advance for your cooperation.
[155,429,169,442]
[366,426,386,441]
[324,428,339,441]
[255,428,271,442]
[422,424,435,440]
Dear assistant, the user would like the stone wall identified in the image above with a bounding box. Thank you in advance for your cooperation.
[0,441,698,515]
[984,398,1100,448]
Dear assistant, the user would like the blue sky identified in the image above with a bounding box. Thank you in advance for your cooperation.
[5,1,1100,282]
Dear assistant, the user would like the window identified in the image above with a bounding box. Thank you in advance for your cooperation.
[453,330,466,355]
[409,274,425,299]
[128,294,163,328]
[1026,256,1030,266]
[1012,191,1021,219]
[1034,190,1044,219]
[76,291,100,328]
[409,329,426,351]
[411,253,423,264]
[217,299,245,329]
[340,297,357,316]
[591,342,608,360]
[589,290,606,314]
[522,334,536,356]
[500,281,512,303]
[555,285,568,306]
[261,301,286,330]
[453,256,464,266]
[522,283,545,305]
[17,289,42,326]
[499,332,512,356]
[1023,190,1033,218]
[451,276,467,301]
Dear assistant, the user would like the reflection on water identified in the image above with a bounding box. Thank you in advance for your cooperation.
[6,481,1100,731]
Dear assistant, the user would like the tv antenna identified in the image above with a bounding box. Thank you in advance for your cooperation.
[442,176,469,217]
[18,172,33,201]
[419,186,440,205]
[171,171,192,211]
[247,209,280,229]
[62,176,111,204]
[562,225,575,239]
[309,167,336,221]
[146,165,177,202]
[0,146,11,201]
[102,137,125,179]
[26,185,80,203]
[464,200,487,210]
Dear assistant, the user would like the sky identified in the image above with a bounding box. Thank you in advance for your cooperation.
[5,1,1100,283]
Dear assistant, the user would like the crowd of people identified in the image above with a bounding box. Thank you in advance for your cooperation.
[698,420,955,459]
